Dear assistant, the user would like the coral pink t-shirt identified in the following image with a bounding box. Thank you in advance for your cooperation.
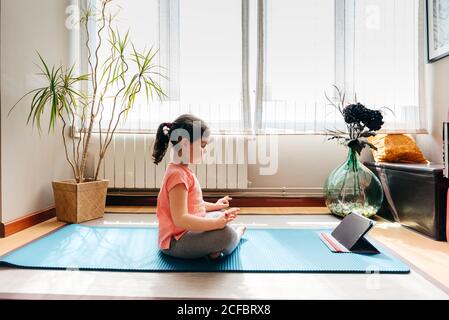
[157,163,206,250]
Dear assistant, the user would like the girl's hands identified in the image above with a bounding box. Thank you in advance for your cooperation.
[214,208,240,229]
[215,195,232,210]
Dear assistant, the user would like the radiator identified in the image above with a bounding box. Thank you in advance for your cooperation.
[89,133,248,190]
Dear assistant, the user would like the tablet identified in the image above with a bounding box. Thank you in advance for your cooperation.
[331,213,375,251]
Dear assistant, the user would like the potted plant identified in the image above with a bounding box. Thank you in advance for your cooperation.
[9,0,165,223]
[323,86,386,218]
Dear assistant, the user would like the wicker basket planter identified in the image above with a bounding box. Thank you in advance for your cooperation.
[52,179,109,224]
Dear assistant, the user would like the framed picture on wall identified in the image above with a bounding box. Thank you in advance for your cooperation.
[427,0,449,63]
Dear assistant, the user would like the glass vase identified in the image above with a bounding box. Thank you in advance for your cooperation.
[324,148,384,218]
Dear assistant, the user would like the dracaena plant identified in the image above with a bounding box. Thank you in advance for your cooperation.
[324,86,387,155]
[9,0,166,183]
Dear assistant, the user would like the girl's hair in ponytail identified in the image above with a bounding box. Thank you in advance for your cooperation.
[152,122,172,165]
[152,114,210,165]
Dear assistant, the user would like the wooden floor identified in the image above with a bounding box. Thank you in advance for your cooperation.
[370,220,449,291]
[0,207,448,297]
[0,219,65,257]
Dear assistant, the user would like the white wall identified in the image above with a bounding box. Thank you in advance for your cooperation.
[248,135,348,194]
[415,58,449,163]
[1,0,73,223]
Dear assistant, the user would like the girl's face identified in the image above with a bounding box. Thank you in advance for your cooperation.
[190,137,208,164]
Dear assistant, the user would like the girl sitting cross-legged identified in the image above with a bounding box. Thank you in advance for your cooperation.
[153,114,246,260]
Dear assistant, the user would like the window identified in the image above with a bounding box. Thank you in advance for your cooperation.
[258,0,336,133]
[90,0,160,132]
[86,0,246,134]
[351,0,422,133]
[177,0,244,132]
[256,0,423,133]
[84,0,423,134]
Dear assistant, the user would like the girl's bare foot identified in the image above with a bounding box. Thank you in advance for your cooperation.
[208,227,246,260]
[236,226,247,238]
[209,252,222,259]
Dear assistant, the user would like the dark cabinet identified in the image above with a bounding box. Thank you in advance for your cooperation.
[365,162,448,241]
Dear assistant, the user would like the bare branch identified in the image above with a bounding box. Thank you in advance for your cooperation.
[79,1,110,181]
[58,107,79,182]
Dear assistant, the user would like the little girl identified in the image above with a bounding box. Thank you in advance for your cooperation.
[152,114,246,259]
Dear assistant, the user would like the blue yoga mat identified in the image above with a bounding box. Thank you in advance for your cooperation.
[0,225,409,273]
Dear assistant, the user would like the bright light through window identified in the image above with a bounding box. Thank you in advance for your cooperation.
[86,0,423,134]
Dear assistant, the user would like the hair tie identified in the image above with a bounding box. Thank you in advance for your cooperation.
[162,122,172,137]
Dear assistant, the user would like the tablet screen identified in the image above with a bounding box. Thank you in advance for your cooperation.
[331,213,374,250]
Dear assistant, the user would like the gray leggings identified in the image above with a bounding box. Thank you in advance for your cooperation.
[161,212,242,259]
